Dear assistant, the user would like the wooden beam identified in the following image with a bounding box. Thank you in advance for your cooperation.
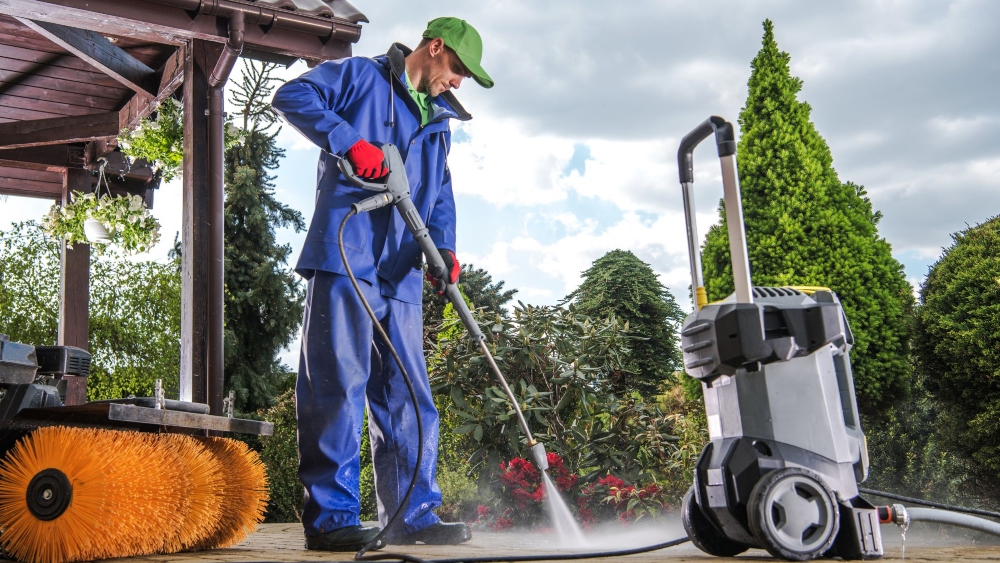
[0,112,118,149]
[0,174,61,197]
[15,17,157,98]
[119,44,185,131]
[0,56,125,95]
[0,0,356,63]
[0,163,62,197]
[0,144,83,170]
[0,40,129,83]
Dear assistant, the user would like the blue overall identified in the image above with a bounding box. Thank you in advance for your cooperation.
[272,43,471,537]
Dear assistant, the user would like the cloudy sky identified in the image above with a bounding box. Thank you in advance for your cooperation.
[5,0,999,367]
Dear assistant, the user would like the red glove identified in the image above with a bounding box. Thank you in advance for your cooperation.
[425,249,460,294]
[346,139,388,179]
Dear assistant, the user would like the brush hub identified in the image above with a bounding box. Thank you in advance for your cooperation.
[26,469,72,521]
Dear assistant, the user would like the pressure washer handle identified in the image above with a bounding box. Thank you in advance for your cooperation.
[677,116,753,307]
[337,143,407,193]
[677,116,735,184]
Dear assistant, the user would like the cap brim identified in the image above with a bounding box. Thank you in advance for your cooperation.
[456,51,493,89]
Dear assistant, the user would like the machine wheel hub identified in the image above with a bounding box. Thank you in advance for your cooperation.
[26,468,72,521]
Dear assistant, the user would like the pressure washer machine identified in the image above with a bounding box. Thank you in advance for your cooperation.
[676,117,883,561]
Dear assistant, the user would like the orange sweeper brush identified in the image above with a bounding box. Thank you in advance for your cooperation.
[193,436,269,550]
[0,426,268,563]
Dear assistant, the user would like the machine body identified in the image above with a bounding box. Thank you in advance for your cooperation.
[677,117,883,561]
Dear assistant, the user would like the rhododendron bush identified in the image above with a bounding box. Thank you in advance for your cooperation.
[476,452,673,531]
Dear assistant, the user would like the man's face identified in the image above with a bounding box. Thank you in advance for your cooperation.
[420,40,472,97]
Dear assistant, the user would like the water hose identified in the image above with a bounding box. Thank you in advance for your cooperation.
[878,503,1000,537]
[861,487,1000,519]
[909,507,1000,536]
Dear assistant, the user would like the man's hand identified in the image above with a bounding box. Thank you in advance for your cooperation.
[346,139,389,179]
[425,249,460,295]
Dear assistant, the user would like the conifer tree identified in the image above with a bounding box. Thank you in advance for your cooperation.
[224,61,306,412]
[563,249,685,398]
[700,20,913,416]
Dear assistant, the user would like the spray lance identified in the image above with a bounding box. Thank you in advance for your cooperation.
[338,144,549,474]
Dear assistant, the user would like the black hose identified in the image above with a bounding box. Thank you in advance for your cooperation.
[860,488,1000,520]
[357,536,691,563]
[338,210,424,559]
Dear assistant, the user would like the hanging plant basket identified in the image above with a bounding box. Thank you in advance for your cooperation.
[42,162,161,255]
[83,218,111,244]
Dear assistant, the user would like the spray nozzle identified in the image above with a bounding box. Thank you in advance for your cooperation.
[527,440,549,472]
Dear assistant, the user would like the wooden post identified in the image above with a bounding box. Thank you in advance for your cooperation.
[58,167,92,406]
[181,39,214,408]
[180,39,226,415]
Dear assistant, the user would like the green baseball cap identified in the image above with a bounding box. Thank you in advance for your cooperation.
[422,17,494,88]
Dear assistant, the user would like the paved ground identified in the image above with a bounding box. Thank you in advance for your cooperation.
[112,520,1000,563]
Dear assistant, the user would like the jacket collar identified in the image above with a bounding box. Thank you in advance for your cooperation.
[383,43,472,122]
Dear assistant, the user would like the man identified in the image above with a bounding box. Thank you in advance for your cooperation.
[272,17,492,552]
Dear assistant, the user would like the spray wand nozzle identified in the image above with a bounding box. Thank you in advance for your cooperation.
[527,440,549,472]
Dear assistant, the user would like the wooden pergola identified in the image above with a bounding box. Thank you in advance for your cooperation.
[0,0,364,413]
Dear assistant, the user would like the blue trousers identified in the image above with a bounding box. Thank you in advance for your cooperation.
[297,270,442,537]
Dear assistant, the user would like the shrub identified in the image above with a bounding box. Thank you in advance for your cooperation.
[436,464,480,523]
[257,389,302,522]
[914,216,1000,498]
[577,474,671,527]
[431,303,632,488]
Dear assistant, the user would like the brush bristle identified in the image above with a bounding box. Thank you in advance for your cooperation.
[162,433,227,551]
[95,429,185,559]
[194,436,269,549]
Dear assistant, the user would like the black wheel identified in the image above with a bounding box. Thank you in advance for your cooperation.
[681,486,750,557]
[748,468,839,561]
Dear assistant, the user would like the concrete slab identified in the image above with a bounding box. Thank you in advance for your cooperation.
[110,521,1000,563]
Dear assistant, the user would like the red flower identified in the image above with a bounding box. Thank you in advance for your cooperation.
[491,517,514,531]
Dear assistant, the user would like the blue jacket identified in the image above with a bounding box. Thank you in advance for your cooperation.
[273,43,470,304]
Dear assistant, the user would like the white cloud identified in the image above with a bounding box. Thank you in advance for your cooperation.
[447,118,577,206]
[465,240,512,277]
[926,115,1000,138]
[502,209,714,304]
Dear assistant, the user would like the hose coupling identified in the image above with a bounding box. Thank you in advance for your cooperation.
[877,504,909,526]
[526,440,549,472]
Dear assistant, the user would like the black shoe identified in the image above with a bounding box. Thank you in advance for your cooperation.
[388,521,472,545]
[305,525,386,551]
